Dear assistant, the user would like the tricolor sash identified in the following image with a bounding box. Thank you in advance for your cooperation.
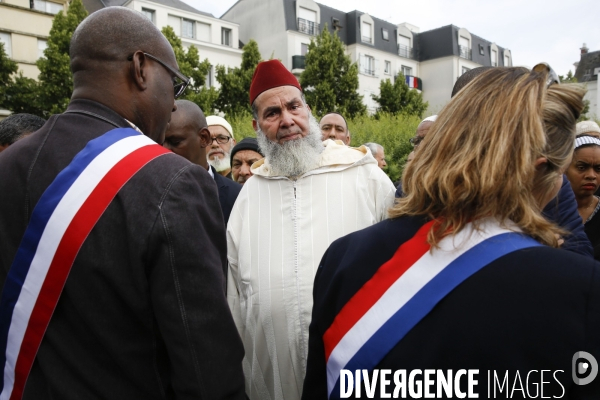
[0,127,169,400]
[323,219,541,398]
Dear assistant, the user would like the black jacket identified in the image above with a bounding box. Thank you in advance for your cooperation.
[211,166,241,225]
[0,100,246,399]
[303,216,600,399]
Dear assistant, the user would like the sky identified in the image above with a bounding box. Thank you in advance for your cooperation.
[183,0,599,77]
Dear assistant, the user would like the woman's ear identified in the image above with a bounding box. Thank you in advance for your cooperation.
[534,157,548,171]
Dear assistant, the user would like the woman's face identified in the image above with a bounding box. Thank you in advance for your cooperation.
[566,146,600,198]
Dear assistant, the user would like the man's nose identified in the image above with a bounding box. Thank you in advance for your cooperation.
[240,163,252,177]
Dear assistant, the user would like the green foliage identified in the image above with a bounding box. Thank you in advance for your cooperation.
[215,39,262,118]
[162,26,211,103]
[300,24,366,118]
[371,74,427,118]
[0,42,18,109]
[4,73,44,116]
[348,112,420,182]
[36,0,87,116]
[558,70,577,83]
[228,111,258,141]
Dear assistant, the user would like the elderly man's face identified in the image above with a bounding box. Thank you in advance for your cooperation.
[320,114,349,144]
[207,125,235,162]
[163,112,208,166]
[252,86,310,144]
[232,149,263,184]
[374,148,387,169]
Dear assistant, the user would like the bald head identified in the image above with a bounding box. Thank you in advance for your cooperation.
[70,7,180,144]
[163,100,210,168]
[70,7,169,74]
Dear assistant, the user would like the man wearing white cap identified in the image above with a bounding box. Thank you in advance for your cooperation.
[576,120,600,139]
[206,115,236,178]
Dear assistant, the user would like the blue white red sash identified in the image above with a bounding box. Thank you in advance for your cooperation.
[323,219,541,398]
[0,127,169,400]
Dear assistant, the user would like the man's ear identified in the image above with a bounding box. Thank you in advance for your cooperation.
[199,127,211,148]
[346,132,351,145]
[130,51,149,91]
[252,119,258,132]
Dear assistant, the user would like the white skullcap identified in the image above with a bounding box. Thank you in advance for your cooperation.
[206,115,234,138]
[422,115,438,123]
[576,120,600,137]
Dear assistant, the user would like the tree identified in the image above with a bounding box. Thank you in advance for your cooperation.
[371,73,428,118]
[4,73,45,116]
[36,0,87,116]
[0,42,18,110]
[300,24,366,118]
[559,70,577,83]
[215,39,262,118]
[161,26,216,114]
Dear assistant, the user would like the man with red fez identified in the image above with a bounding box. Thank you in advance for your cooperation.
[226,60,396,399]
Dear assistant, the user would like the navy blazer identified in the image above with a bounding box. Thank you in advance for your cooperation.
[211,166,242,225]
[303,216,600,399]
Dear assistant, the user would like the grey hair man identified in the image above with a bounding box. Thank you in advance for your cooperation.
[226,59,396,400]
[206,115,236,178]
[363,142,387,169]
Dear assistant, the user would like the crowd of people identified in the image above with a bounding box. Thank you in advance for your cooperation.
[0,6,599,400]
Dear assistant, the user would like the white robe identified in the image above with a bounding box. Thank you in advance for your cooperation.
[226,140,396,400]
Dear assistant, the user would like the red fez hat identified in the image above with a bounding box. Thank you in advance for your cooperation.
[249,60,303,105]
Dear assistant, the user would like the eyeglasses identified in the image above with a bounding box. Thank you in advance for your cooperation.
[210,135,232,145]
[409,136,424,148]
[128,52,190,98]
[532,62,560,88]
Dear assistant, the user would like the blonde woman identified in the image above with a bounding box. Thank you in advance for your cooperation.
[302,68,599,399]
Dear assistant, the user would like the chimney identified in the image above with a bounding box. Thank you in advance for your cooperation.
[581,43,589,55]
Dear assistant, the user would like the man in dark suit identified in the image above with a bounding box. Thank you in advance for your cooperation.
[0,8,245,399]
[164,100,242,224]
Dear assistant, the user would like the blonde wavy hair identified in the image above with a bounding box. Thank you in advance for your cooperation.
[391,67,585,247]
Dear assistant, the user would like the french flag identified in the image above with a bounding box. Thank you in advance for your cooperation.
[322,219,540,398]
[0,128,168,400]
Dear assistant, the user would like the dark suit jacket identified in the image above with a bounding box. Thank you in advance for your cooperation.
[0,100,246,399]
[303,216,600,399]
[211,166,241,225]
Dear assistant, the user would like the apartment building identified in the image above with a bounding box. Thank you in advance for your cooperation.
[575,44,599,120]
[222,0,512,114]
[82,0,243,89]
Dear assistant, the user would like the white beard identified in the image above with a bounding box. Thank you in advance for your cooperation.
[207,152,231,172]
[256,114,324,178]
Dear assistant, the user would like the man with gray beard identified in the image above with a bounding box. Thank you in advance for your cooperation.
[226,60,396,400]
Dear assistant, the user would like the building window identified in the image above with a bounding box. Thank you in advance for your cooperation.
[298,7,319,36]
[462,66,471,75]
[221,28,231,46]
[301,43,308,56]
[384,61,391,75]
[459,36,471,60]
[141,8,155,24]
[479,44,484,56]
[181,19,194,38]
[37,39,47,58]
[504,54,510,67]
[382,28,389,41]
[32,0,63,14]
[491,49,497,67]
[398,35,412,59]
[361,21,372,44]
[197,22,210,42]
[401,65,412,77]
[0,32,11,58]
[360,54,376,76]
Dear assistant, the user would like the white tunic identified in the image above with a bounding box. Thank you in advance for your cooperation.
[226,140,396,400]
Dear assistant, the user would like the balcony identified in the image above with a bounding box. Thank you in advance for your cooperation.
[291,55,306,75]
[398,44,413,59]
[297,18,319,36]
[491,61,498,67]
[459,45,472,60]
[361,36,372,44]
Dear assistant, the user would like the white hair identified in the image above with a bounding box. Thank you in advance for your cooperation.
[208,150,231,172]
[256,113,324,178]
